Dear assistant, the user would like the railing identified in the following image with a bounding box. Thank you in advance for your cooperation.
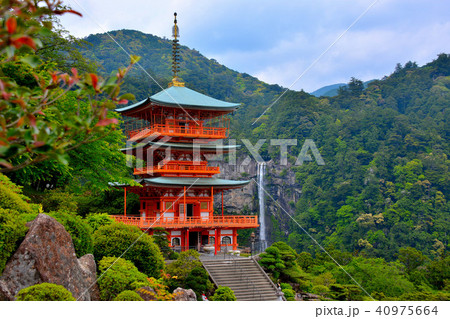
[112,215,259,229]
[128,124,227,141]
[134,163,220,175]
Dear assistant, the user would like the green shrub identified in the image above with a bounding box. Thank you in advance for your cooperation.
[210,286,236,301]
[93,223,164,278]
[113,290,144,301]
[97,257,148,301]
[85,213,114,232]
[184,266,214,300]
[166,250,202,290]
[0,209,28,275]
[152,227,171,259]
[42,189,78,212]
[49,211,93,257]
[0,182,32,213]
[15,283,75,301]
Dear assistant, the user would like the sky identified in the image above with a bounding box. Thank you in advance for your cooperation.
[60,0,450,92]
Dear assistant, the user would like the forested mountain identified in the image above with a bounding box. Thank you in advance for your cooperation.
[80,30,449,263]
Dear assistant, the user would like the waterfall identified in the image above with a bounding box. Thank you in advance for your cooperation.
[257,162,267,251]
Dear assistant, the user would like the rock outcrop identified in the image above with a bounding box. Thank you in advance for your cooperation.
[0,214,99,301]
[173,287,197,301]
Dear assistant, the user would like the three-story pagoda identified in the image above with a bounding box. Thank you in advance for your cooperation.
[112,13,258,255]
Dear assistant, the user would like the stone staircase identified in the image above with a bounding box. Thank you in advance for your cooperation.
[201,257,281,301]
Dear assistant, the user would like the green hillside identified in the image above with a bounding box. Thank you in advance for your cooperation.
[79,30,449,262]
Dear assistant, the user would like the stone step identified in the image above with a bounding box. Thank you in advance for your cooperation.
[202,257,281,301]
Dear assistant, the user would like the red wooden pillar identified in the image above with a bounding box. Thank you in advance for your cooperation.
[186,228,190,251]
[214,228,219,255]
[124,187,127,217]
[221,191,224,218]
[232,228,238,250]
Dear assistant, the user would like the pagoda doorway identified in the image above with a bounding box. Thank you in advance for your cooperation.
[186,204,194,217]
[189,231,200,250]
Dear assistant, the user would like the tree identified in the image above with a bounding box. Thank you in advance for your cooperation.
[0,0,139,173]
[398,247,429,274]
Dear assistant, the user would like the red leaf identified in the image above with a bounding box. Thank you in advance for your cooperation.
[54,9,83,17]
[90,73,98,90]
[71,68,78,78]
[17,117,24,127]
[96,118,118,127]
[117,99,128,105]
[28,114,36,128]
[6,17,17,34]
[13,36,36,50]
[33,141,45,148]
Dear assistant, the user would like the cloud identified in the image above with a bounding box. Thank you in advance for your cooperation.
[61,0,450,92]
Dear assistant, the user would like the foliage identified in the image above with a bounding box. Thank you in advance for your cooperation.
[259,242,307,284]
[93,223,164,278]
[0,208,28,275]
[210,286,236,301]
[84,213,114,232]
[134,277,174,301]
[0,173,33,213]
[184,266,214,300]
[48,211,93,257]
[97,256,148,301]
[41,189,78,212]
[425,255,450,290]
[0,0,138,173]
[15,283,75,301]
[113,290,144,301]
[334,257,414,298]
[165,250,203,290]
[280,283,296,301]
[152,227,172,259]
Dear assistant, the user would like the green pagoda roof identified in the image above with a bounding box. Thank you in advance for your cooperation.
[110,177,250,190]
[143,177,249,189]
[115,86,239,113]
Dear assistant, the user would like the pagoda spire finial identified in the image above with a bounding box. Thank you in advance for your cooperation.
[169,12,184,87]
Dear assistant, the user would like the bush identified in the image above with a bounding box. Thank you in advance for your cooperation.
[280,282,296,301]
[210,286,236,301]
[184,266,214,300]
[166,250,203,290]
[113,290,144,301]
[97,257,148,301]
[49,211,93,257]
[93,223,164,278]
[15,283,75,301]
[0,209,28,275]
[41,189,78,212]
[0,181,32,214]
[85,213,114,232]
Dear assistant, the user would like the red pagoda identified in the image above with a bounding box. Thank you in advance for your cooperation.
[112,13,258,255]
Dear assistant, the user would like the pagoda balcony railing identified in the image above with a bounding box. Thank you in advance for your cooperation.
[134,163,220,175]
[128,124,227,141]
[111,215,258,229]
